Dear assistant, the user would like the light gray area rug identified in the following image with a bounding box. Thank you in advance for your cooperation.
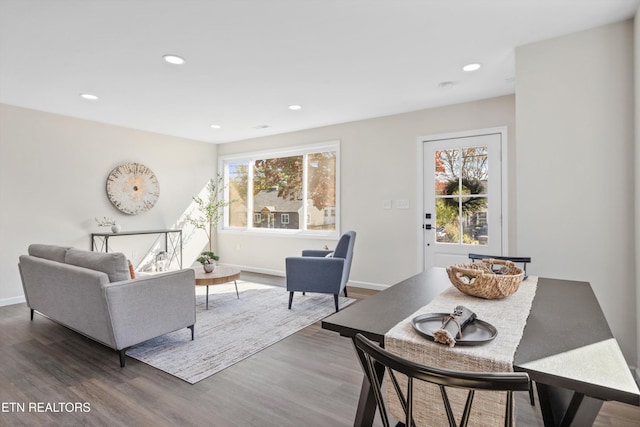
[127,281,355,384]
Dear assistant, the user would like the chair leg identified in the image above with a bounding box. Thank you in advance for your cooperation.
[344,287,348,298]
[119,348,129,368]
[288,291,294,309]
[334,294,339,312]
[188,325,195,340]
[529,381,535,405]
[30,309,34,321]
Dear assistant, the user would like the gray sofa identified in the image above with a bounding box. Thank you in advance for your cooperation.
[18,244,196,367]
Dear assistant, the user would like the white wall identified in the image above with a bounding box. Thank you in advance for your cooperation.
[217,95,516,289]
[635,8,640,378]
[516,21,636,363]
[0,103,217,304]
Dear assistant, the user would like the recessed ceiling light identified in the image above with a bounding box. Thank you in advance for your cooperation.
[210,124,221,129]
[462,63,481,72]
[163,54,185,65]
[80,93,99,100]
[288,104,302,110]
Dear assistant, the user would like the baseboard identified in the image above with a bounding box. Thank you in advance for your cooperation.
[226,264,389,291]
[0,295,26,307]
[347,280,389,291]
[225,264,286,278]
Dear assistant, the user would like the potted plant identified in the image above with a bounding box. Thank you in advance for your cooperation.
[188,174,231,272]
[197,251,219,273]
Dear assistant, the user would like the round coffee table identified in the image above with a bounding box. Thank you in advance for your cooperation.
[194,266,241,310]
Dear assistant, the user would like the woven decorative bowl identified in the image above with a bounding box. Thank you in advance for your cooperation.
[446,259,524,299]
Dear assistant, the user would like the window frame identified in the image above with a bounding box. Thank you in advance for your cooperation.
[219,140,340,239]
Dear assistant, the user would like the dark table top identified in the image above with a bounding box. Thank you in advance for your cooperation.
[322,268,640,406]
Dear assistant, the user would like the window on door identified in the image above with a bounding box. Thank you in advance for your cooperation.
[435,146,490,245]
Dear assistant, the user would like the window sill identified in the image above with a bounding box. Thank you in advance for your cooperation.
[218,228,340,240]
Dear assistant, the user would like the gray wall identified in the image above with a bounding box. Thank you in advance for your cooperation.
[635,8,640,378]
[516,20,636,364]
[0,103,217,304]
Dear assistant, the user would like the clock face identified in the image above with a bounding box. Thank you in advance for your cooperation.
[106,163,160,215]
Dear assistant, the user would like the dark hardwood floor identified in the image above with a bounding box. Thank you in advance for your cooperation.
[1,272,638,426]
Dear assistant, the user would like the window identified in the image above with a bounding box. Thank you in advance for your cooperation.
[222,141,339,235]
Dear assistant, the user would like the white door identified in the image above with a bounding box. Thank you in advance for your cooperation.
[422,131,504,270]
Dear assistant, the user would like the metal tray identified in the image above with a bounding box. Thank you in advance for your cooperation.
[411,312,498,346]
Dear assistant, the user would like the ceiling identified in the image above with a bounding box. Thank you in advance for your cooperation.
[1,1,638,144]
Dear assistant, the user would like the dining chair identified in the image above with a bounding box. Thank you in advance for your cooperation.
[354,333,530,427]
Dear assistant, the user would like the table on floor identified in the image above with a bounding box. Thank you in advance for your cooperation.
[194,266,241,310]
[321,268,640,427]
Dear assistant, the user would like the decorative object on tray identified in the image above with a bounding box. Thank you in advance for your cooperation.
[95,216,121,233]
[155,251,169,272]
[197,251,219,273]
[432,305,476,347]
[446,259,524,299]
[411,311,498,346]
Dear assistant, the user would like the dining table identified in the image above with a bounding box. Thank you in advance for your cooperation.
[321,268,640,427]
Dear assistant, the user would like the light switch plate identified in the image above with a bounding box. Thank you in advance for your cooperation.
[396,199,410,209]
[382,200,392,209]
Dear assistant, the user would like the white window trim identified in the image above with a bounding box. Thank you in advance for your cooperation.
[220,140,341,239]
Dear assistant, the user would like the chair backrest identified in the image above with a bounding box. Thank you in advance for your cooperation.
[333,231,356,289]
[468,253,531,279]
[354,333,530,427]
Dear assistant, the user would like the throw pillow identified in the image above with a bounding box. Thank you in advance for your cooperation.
[128,259,136,279]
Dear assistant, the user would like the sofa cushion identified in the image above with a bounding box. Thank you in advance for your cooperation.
[28,244,70,263]
[65,249,130,283]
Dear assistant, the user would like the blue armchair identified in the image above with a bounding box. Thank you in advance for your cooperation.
[286,231,356,312]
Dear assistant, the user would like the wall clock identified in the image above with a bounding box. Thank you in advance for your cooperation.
[106,162,160,215]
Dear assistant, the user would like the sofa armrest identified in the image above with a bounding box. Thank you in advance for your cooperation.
[19,255,117,347]
[104,269,196,349]
[285,256,345,294]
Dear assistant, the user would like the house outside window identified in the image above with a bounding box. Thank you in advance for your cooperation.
[221,141,339,236]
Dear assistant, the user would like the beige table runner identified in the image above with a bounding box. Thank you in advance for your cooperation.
[385,276,538,426]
